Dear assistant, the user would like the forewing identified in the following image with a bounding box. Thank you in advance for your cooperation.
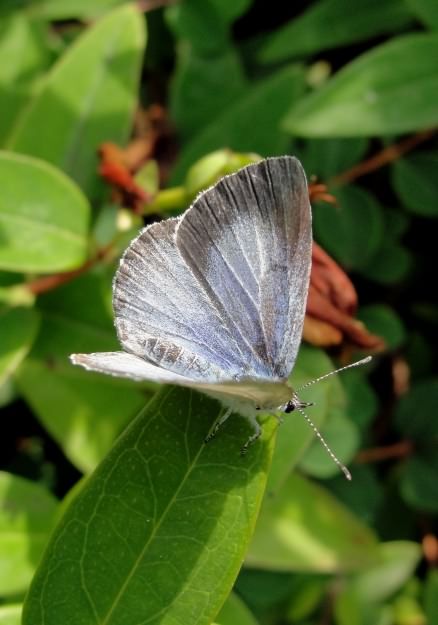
[176,156,312,379]
[113,219,248,382]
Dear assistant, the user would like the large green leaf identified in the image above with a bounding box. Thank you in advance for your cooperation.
[284,33,438,136]
[170,64,305,183]
[252,0,412,63]
[16,271,147,472]
[0,13,51,144]
[22,387,276,625]
[246,472,378,572]
[0,471,58,596]
[0,307,39,386]
[0,152,89,272]
[8,5,145,198]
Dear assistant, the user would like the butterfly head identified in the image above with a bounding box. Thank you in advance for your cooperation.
[284,392,314,414]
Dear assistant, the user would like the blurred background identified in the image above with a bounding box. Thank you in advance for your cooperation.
[0,1,438,624]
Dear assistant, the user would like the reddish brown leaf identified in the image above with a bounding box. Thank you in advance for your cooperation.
[305,242,384,350]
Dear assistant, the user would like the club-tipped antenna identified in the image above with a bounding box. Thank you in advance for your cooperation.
[293,356,372,481]
[297,356,372,392]
[297,406,352,481]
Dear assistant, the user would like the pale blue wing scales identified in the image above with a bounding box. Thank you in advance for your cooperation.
[113,219,248,382]
[176,156,312,379]
[70,352,198,384]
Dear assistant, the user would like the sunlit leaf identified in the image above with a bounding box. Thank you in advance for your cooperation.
[284,33,438,136]
[8,5,146,198]
[0,604,21,625]
[246,472,378,572]
[0,471,58,596]
[0,152,89,272]
[22,387,275,625]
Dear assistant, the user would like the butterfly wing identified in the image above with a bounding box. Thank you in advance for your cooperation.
[113,218,248,382]
[75,156,311,389]
[176,156,312,379]
[70,351,198,383]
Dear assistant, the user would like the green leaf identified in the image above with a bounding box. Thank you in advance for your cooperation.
[170,64,306,183]
[395,379,438,441]
[267,346,344,495]
[298,137,368,180]
[342,371,378,431]
[246,472,378,572]
[406,0,438,28]
[0,307,39,386]
[334,541,421,625]
[170,44,248,140]
[314,185,385,271]
[361,240,412,284]
[0,152,90,272]
[298,411,359,479]
[392,151,438,216]
[209,0,251,23]
[215,592,259,625]
[284,33,438,137]
[167,1,247,139]
[327,465,382,526]
[424,570,438,625]
[0,605,21,625]
[252,0,412,63]
[31,0,128,20]
[8,5,146,198]
[22,387,275,625]
[0,471,58,596]
[16,271,147,472]
[347,541,421,602]
[0,13,51,144]
[358,305,405,349]
[400,452,438,513]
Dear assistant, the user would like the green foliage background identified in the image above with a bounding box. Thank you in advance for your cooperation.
[0,1,437,624]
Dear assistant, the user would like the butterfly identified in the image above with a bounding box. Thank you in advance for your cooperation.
[71,156,360,476]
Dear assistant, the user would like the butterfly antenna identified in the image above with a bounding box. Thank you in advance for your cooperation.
[297,356,372,392]
[297,407,352,481]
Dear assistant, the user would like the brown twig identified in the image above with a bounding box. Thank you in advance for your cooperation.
[26,245,113,296]
[330,129,436,186]
[355,440,413,464]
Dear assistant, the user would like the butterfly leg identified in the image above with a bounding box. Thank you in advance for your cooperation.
[240,414,262,456]
[205,407,233,444]
[273,412,284,425]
